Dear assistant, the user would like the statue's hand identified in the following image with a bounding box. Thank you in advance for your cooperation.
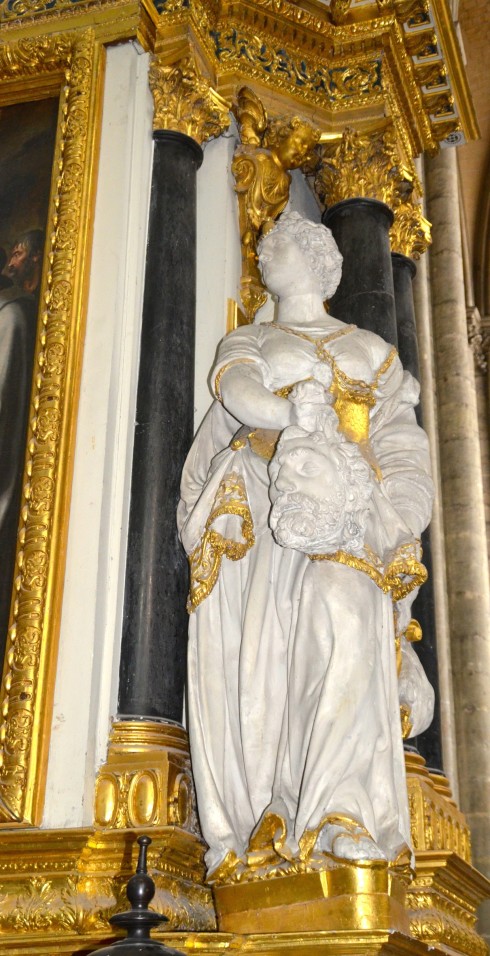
[288,379,335,433]
[290,402,328,433]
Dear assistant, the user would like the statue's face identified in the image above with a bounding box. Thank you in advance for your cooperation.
[275,130,313,168]
[258,232,322,299]
[272,441,343,504]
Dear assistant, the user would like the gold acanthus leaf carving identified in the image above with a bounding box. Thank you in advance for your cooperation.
[390,197,431,258]
[315,125,401,207]
[0,35,72,78]
[148,55,230,145]
[315,124,431,258]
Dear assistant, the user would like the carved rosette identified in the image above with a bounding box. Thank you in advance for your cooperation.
[148,54,230,145]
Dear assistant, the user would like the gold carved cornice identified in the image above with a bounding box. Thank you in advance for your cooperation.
[144,0,477,159]
[148,52,230,143]
[0,0,478,155]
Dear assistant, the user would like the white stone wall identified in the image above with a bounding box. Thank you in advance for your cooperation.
[43,41,153,828]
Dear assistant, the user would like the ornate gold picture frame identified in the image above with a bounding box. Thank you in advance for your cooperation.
[0,23,105,826]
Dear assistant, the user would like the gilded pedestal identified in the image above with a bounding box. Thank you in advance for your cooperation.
[213,860,410,935]
[406,752,490,956]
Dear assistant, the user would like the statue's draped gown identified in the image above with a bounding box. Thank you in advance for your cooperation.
[177,320,433,874]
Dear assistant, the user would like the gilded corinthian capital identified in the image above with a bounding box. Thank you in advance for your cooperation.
[315,126,401,207]
[315,126,431,259]
[149,55,230,145]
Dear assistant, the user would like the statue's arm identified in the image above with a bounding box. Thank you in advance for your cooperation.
[219,363,293,431]
[370,354,434,540]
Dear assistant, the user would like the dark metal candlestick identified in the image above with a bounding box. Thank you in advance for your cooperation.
[89,835,184,954]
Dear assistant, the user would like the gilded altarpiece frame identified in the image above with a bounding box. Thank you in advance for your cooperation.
[0,22,105,828]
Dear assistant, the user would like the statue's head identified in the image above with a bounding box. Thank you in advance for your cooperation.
[269,420,374,555]
[257,212,343,301]
[264,116,320,169]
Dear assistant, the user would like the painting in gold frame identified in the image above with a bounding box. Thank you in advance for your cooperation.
[0,96,59,692]
[0,25,105,827]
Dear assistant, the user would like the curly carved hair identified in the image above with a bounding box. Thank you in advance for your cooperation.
[258,211,343,300]
[263,115,320,151]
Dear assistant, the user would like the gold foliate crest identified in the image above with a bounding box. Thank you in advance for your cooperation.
[315,125,401,207]
[149,55,230,145]
[315,125,431,259]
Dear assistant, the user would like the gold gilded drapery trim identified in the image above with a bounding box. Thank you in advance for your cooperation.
[0,30,104,826]
[268,325,397,462]
[187,474,255,612]
[266,323,398,396]
[308,546,427,600]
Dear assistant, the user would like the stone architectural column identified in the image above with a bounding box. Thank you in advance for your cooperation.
[391,252,442,771]
[115,61,229,723]
[117,129,203,722]
[425,146,490,921]
[391,254,418,378]
[323,198,397,346]
[93,53,230,834]
[317,128,444,770]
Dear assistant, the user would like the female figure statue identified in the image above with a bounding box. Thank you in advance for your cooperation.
[178,212,434,881]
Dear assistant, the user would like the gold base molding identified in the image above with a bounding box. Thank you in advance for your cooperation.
[93,718,199,831]
[213,860,410,935]
[405,751,490,956]
[0,824,215,943]
[0,927,442,956]
[0,721,216,943]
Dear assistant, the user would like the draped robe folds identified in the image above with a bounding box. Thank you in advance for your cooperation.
[177,321,434,875]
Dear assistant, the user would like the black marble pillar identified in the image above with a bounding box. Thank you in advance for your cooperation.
[117,131,203,722]
[392,253,418,382]
[391,251,443,772]
[323,198,397,347]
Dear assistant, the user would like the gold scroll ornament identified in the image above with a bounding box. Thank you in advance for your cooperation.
[231,87,320,321]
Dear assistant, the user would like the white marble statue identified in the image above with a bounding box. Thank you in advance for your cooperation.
[177,212,434,880]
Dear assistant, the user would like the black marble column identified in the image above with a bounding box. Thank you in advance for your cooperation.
[391,251,443,772]
[391,253,418,381]
[323,198,397,347]
[117,131,203,722]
